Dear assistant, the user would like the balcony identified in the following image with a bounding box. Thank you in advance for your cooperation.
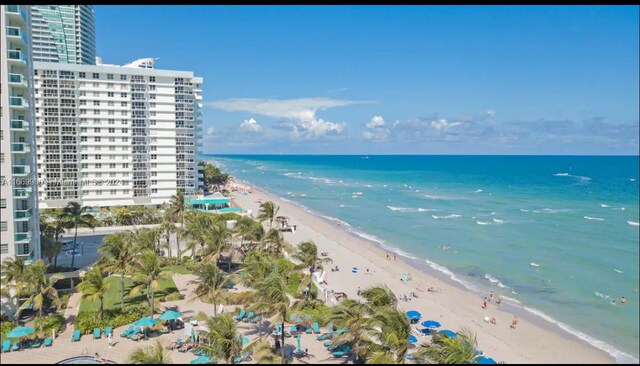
[14,208,32,220]
[12,165,30,176]
[7,49,27,65]
[13,188,31,198]
[9,96,28,109]
[10,119,30,131]
[8,73,28,88]
[5,5,27,23]
[6,26,28,45]
[11,142,30,153]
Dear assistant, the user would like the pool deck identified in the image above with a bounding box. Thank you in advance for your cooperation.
[0,274,349,364]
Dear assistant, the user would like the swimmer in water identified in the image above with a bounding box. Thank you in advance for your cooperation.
[620,297,626,304]
[611,300,617,306]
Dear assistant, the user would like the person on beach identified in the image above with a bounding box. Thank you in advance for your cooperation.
[393,253,397,261]
[490,317,497,325]
[489,291,494,302]
[482,298,488,309]
[510,316,518,329]
[357,287,361,296]
[497,293,503,306]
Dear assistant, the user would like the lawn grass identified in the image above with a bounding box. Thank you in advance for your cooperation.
[162,265,193,275]
[78,276,179,313]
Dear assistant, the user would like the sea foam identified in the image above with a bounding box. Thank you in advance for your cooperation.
[432,214,462,219]
[584,216,605,221]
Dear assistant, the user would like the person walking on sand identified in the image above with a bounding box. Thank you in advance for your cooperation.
[482,298,488,309]
[497,292,503,306]
[393,253,397,261]
[510,316,518,329]
[357,287,361,296]
[489,291,494,302]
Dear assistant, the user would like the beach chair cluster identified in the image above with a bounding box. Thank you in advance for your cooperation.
[233,309,261,323]
[2,337,52,352]
[119,325,143,341]
[323,340,352,358]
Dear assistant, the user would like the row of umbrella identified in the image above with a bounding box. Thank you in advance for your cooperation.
[405,310,496,364]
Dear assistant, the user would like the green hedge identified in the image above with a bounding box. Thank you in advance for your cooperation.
[74,305,148,335]
[34,313,65,337]
[1,321,17,341]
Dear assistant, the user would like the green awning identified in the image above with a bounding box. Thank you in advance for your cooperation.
[188,198,231,205]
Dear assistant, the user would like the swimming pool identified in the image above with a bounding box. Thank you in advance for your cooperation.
[57,356,116,364]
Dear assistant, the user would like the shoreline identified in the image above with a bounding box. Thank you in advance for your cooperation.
[227,175,621,364]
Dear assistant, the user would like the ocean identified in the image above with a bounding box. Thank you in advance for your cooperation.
[203,154,639,362]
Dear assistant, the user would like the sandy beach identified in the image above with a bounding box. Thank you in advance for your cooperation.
[229,178,615,364]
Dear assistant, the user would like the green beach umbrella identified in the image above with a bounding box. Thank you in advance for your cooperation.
[134,317,157,328]
[6,326,34,338]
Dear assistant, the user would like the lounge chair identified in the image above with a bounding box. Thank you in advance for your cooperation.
[93,328,102,339]
[128,327,141,339]
[250,315,261,323]
[290,325,297,334]
[232,351,251,364]
[2,340,10,353]
[11,342,19,351]
[72,329,81,342]
[333,345,351,357]
[194,349,206,356]
[43,338,52,347]
[316,333,331,341]
[312,322,321,334]
[30,339,42,348]
[242,311,254,322]
[306,326,312,334]
[120,325,134,337]
[234,309,246,321]
[105,327,113,337]
[328,321,334,333]
[178,342,193,353]
[161,327,170,334]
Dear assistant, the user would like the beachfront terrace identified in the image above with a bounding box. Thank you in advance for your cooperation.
[186,192,243,214]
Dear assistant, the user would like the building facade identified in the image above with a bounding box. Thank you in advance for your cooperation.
[1,5,41,264]
[30,5,96,65]
[34,58,203,209]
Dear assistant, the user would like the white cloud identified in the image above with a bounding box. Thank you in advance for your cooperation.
[208,97,371,139]
[240,118,262,133]
[363,115,390,141]
[430,119,462,132]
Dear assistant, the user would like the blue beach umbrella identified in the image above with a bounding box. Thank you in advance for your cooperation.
[134,317,157,328]
[158,310,182,321]
[438,329,457,338]
[190,356,213,364]
[421,320,441,328]
[408,335,418,344]
[6,326,35,338]
[405,310,422,320]
[475,356,497,364]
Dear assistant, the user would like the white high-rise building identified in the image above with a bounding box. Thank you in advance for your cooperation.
[34,57,203,209]
[1,5,41,264]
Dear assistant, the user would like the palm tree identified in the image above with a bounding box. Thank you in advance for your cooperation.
[77,266,112,320]
[200,314,243,364]
[234,217,264,253]
[133,228,160,253]
[291,240,333,300]
[128,340,172,364]
[262,229,285,258]
[183,211,212,260]
[60,202,95,270]
[40,213,68,268]
[169,191,186,262]
[257,201,279,229]
[328,299,375,362]
[98,231,135,311]
[130,250,169,318]
[366,307,411,363]
[39,234,62,266]
[187,263,231,316]
[253,268,296,361]
[159,218,176,260]
[413,327,477,364]
[360,285,398,308]
[248,338,282,364]
[19,260,62,332]
[0,257,28,300]
[199,223,232,266]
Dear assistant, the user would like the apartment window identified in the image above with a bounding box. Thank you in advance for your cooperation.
[0,153,3,163]
[149,94,156,99]
[150,146,157,151]
[80,127,87,132]
[79,72,86,78]
[107,92,114,97]
[95,146,101,151]
[123,163,129,168]
[95,137,101,142]
[0,199,5,209]
[96,190,102,195]
[150,120,157,126]
[1,222,7,231]
[95,128,101,133]
[93,110,100,115]
[93,83,99,88]
[151,172,157,177]
[93,100,100,106]
[151,163,157,168]
[95,154,101,160]
[120,75,127,81]
[152,189,158,194]
[107,74,114,80]
[95,163,102,169]
[80,91,86,96]
[121,128,128,133]
[110,172,116,178]
[149,85,156,91]
[109,189,117,195]
[108,119,115,124]
[121,101,128,107]
[110,163,116,169]
[80,100,87,106]
[93,73,99,79]
[0,243,7,254]
[121,93,127,98]
[122,137,129,142]
[150,103,156,108]
[109,137,116,142]
[109,146,115,151]
[150,76,156,82]
[81,154,88,160]
[108,111,115,115]
[81,136,87,142]
[108,128,115,133]
[82,163,88,168]
[123,189,129,195]
[96,173,102,178]
[151,180,158,185]
[150,112,156,116]
[121,111,128,116]
[108,101,114,106]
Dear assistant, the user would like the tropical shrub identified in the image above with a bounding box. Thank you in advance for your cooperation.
[34,313,65,336]
[1,321,17,338]
[162,293,183,302]
[75,305,148,334]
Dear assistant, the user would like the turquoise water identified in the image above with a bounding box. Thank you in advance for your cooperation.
[204,154,639,362]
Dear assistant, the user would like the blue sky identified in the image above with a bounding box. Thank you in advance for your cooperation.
[96,5,639,155]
